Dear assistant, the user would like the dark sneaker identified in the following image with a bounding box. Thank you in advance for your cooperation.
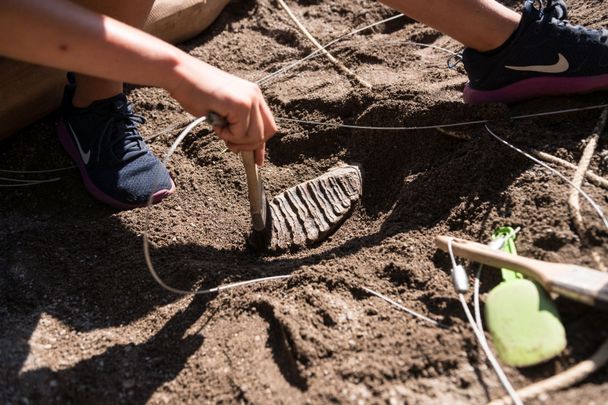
[57,81,175,209]
[463,0,608,104]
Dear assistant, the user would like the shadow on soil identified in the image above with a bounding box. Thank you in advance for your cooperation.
[1,111,605,402]
[0,135,529,405]
[0,205,217,403]
[5,93,598,403]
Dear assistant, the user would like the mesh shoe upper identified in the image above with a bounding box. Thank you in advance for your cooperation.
[58,82,174,208]
[462,0,608,103]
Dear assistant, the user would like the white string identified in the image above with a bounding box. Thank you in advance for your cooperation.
[447,238,523,405]
[0,176,49,183]
[447,237,460,270]
[396,40,459,55]
[485,125,608,230]
[145,115,194,141]
[0,177,61,187]
[0,168,71,187]
[276,116,488,130]
[0,166,75,174]
[362,287,445,328]
[473,264,484,331]
[276,103,608,131]
[330,38,459,56]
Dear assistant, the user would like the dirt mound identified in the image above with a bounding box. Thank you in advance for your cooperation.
[2,0,608,403]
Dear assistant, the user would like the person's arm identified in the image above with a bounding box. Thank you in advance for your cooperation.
[0,0,275,164]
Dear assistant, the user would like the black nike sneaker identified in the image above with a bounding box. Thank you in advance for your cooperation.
[58,77,175,209]
[463,0,608,104]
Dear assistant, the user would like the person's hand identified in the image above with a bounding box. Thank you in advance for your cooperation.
[168,56,277,166]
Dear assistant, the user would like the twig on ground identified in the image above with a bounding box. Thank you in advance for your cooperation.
[532,150,608,191]
[435,127,472,140]
[276,0,373,89]
[489,338,608,405]
[568,108,608,239]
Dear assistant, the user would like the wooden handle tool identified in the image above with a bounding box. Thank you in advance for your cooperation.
[207,112,269,233]
[435,235,608,309]
[240,151,268,232]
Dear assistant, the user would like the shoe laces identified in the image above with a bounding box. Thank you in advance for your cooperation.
[96,102,147,164]
[532,0,608,44]
[537,0,568,21]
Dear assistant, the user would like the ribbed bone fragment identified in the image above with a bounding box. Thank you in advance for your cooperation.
[307,180,339,224]
[269,202,291,251]
[274,190,307,247]
[268,165,362,251]
[285,187,319,242]
[298,184,330,234]
[319,177,350,214]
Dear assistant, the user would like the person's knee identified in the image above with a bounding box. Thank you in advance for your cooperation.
[69,0,156,26]
[145,0,230,44]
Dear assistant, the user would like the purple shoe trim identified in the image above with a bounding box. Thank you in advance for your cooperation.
[464,73,608,104]
[57,119,175,210]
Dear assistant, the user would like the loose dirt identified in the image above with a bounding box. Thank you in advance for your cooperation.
[2,0,608,403]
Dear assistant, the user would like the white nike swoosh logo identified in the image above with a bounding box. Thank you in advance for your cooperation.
[67,121,91,164]
[505,53,570,74]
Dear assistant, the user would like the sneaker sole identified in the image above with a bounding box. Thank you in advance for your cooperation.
[464,73,608,104]
[58,119,175,210]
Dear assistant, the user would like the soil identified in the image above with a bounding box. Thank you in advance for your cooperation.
[2,0,608,403]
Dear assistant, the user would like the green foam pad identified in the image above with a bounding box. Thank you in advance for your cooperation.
[485,279,566,367]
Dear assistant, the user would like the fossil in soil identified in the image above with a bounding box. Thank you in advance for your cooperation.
[259,165,363,252]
